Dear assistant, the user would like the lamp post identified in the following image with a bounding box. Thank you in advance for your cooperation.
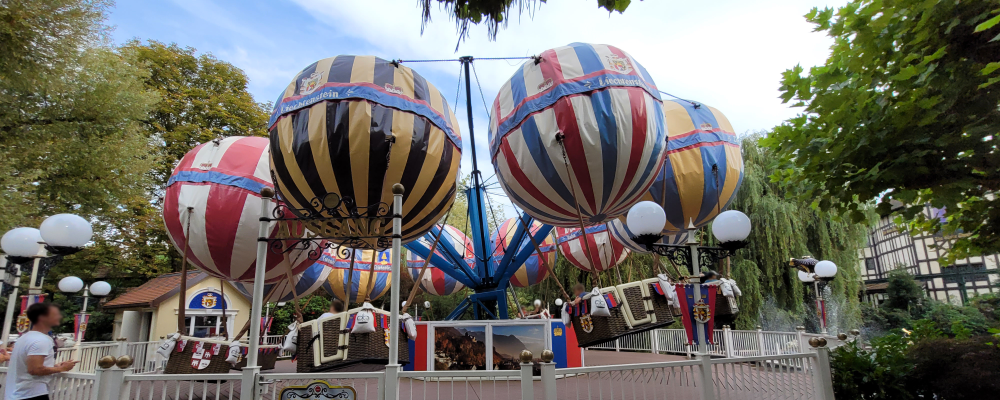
[790,257,838,334]
[626,201,752,354]
[1,214,93,339]
[58,277,111,343]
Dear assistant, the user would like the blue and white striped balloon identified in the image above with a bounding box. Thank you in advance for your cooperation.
[606,219,689,254]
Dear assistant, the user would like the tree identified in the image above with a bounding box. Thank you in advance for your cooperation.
[419,0,632,47]
[764,0,1000,263]
[884,268,925,312]
[0,0,159,231]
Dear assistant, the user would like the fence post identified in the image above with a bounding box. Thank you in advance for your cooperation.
[89,367,104,400]
[519,351,535,400]
[722,326,734,358]
[796,326,807,353]
[240,366,259,400]
[651,329,659,354]
[811,340,835,400]
[756,326,765,356]
[115,337,128,357]
[615,338,620,352]
[696,353,717,400]
[94,360,130,400]
[540,350,557,400]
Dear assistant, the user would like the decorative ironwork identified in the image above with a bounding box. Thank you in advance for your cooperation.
[634,233,745,274]
[262,192,397,259]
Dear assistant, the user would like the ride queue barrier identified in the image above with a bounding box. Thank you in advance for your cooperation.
[586,326,841,358]
[0,336,839,400]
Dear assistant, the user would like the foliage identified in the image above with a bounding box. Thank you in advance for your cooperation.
[830,334,914,400]
[883,268,925,312]
[764,0,1000,262]
[908,319,943,343]
[969,292,1000,324]
[921,300,991,336]
[907,336,1000,399]
[269,296,331,335]
[419,0,631,47]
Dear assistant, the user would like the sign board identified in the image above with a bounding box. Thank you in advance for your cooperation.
[279,381,355,400]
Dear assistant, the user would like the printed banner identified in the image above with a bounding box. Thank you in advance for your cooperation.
[16,294,47,333]
[674,284,717,345]
[260,317,274,335]
[74,313,90,341]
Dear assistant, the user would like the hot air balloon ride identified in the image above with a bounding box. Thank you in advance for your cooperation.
[554,224,629,275]
[406,225,471,296]
[268,55,462,249]
[231,261,332,304]
[320,247,393,304]
[492,218,556,288]
[607,219,688,253]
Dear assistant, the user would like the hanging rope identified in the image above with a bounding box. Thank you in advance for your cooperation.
[344,249,358,305]
[402,222,449,314]
[555,134,604,288]
[233,284,282,341]
[514,213,571,299]
[177,207,193,334]
[363,249,379,303]
[219,277,228,340]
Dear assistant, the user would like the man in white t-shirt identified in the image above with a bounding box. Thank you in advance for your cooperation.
[318,298,346,320]
[4,303,77,400]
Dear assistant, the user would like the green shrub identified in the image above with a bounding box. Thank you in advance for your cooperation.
[830,334,913,400]
[907,336,1000,399]
[922,301,990,336]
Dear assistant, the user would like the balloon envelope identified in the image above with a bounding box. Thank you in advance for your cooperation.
[321,248,393,303]
[607,219,688,253]
[231,261,332,303]
[491,218,556,288]
[642,99,743,234]
[268,56,462,248]
[555,224,629,274]
[490,43,667,227]
[163,137,316,283]
[406,224,470,296]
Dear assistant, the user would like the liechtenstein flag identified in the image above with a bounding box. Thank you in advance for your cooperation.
[674,283,717,345]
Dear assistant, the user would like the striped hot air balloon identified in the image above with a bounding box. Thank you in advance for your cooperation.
[606,219,689,254]
[321,248,393,303]
[406,225,470,296]
[491,218,557,288]
[231,261,332,303]
[554,224,629,274]
[490,43,667,227]
[268,56,462,249]
[642,99,743,234]
[163,137,316,283]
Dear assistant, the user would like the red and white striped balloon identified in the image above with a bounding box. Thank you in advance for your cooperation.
[554,224,630,274]
[406,225,471,296]
[163,137,316,283]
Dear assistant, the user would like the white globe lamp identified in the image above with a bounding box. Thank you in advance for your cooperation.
[423,301,431,309]
[58,276,85,293]
[533,299,542,308]
[626,201,667,236]
[1,227,43,258]
[797,270,815,283]
[401,301,407,308]
[815,260,838,279]
[90,281,112,297]
[711,210,752,244]
[555,298,564,307]
[40,214,93,250]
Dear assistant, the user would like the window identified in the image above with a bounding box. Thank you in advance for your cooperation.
[865,257,877,271]
[189,316,219,338]
[943,263,988,284]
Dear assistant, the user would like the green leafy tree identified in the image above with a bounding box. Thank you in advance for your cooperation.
[884,268,925,312]
[764,0,1000,262]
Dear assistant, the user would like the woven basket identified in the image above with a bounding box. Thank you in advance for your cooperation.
[231,345,280,371]
[646,282,676,328]
[296,311,410,373]
[164,337,232,375]
[570,279,680,348]
[715,288,739,316]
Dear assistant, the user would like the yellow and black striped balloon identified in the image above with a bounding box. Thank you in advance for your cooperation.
[268,56,462,247]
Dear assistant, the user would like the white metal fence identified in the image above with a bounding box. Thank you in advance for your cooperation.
[588,327,833,358]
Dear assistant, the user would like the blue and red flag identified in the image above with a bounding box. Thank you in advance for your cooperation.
[603,292,620,309]
[674,283,717,345]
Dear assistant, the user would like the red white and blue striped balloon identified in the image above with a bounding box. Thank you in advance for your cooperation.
[490,43,667,227]
[406,225,470,296]
[163,137,316,283]
[642,99,743,234]
[491,218,556,288]
[606,219,688,254]
[231,261,332,303]
[554,224,629,274]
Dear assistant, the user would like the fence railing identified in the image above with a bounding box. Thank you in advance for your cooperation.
[589,327,822,358]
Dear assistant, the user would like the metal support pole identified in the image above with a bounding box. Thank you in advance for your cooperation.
[687,225,700,277]
[696,353,717,400]
[242,187,272,397]
[2,256,21,343]
[813,346,835,400]
[541,361,557,399]
[814,281,827,334]
[386,184,404,400]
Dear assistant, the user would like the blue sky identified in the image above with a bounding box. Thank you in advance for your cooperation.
[107,0,847,215]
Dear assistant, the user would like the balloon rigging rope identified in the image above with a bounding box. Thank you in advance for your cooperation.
[658,90,699,106]
[555,135,603,288]
[471,63,493,120]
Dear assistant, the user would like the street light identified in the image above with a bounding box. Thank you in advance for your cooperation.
[790,257,838,334]
[1,214,93,339]
[58,277,112,343]
[626,201,753,275]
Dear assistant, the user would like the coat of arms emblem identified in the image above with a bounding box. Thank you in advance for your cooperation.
[16,314,29,333]
[299,71,324,96]
[580,315,594,333]
[201,293,218,308]
[605,54,633,74]
[693,299,712,324]
[384,329,391,347]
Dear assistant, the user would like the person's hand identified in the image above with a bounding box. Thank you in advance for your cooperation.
[56,361,78,372]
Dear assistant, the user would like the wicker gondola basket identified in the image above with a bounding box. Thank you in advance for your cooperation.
[569,279,679,348]
[164,336,233,375]
[231,344,281,371]
[296,308,409,373]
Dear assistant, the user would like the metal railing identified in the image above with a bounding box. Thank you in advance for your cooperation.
[589,327,824,358]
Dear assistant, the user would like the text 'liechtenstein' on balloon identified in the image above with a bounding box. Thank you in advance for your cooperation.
[405,224,471,296]
[163,137,317,283]
[641,99,744,235]
[268,56,462,248]
[320,247,393,303]
[554,224,629,274]
[491,218,557,288]
[490,43,668,227]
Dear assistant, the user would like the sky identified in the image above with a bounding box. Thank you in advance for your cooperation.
[107,0,848,216]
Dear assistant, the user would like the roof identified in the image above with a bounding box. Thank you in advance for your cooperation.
[103,271,205,309]
[865,282,890,292]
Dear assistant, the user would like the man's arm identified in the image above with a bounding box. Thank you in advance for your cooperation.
[25,355,76,376]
